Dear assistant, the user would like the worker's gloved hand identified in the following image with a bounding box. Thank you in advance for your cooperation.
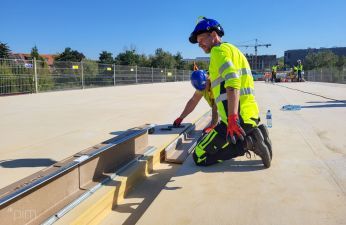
[226,114,246,144]
[203,124,216,134]
[173,117,183,127]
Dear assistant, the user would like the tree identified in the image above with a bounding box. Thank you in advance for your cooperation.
[316,51,337,68]
[137,54,151,67]
[304,52,318,70]
[30,45,44,61]
[335,56,346,69]
[55,47,85,62]
[150,48,176,69]
[83,59,100,86]
[174,52,187,69]
[99,51,114,64]
[277,56,284,69]
[304,51,338,70]
[0,42,11,59]
[115,49,140,66]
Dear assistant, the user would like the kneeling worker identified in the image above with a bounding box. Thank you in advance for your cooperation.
[184,16,272,167]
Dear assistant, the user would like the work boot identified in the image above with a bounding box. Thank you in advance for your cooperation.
[243,128,271,168]
[258,124,273,159]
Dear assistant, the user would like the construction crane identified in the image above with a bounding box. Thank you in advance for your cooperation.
[237,39,271,70]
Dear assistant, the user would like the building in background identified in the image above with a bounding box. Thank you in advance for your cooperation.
[284,47,346,66]
[10,53,56,66]
[183,55,277,71]
[245,54,276,71]
[183,57,210,64]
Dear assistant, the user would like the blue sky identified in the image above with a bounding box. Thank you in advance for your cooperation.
[1,0,345,59]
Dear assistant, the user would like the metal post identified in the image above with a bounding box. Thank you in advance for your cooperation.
[151,67,154,83]
[164,68,166,82]
[182,70,184,81]
[113,64,116,86]
[135,65,138,84]
[175,68,177,82]
[33,57,38,93]
[81,61,84,89]
[320,68,322,82]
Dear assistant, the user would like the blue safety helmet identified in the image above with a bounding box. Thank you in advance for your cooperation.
[189,17,224,44]
[190,70,207,91]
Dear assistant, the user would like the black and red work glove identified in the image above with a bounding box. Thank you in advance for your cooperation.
[173,117,183,127]
[203,124,216,134]
[226,114,246,144]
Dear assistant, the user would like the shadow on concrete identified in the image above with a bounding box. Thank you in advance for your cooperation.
[109,130,126,136]
[148,123,193,135]
[162,186,182,191]
[109,123,192,137]
[306,100,346,104]
[0,158,57,168]
[174,158,266,178]
[102,161,180,225]
[99,155,265,224]
[301,103,346,109]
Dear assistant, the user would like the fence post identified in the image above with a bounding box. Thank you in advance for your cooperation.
[182,70,184,81]
[164,67,166,82]
[113,64,116,86]
[81,61,84,89]
[175,68,177,82]
[135,65,138,83]
[151,67,154,83]
[33,57,38,93]
[320,68,322,82]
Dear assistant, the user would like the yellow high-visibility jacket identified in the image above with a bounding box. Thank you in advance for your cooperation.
[272,65,278,72]
[196,87,214,107]
[297,64,303,71]
[208,42,259,127]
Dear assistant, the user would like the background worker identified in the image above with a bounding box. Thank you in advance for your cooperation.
[296,59,303,82]
[188,16,272,167]
[173,70,219,133]
[271,63,278,83]
[264,72,271,83]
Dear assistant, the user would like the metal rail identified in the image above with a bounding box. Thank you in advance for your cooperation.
[0,124,155,225]
[0,124,154,207]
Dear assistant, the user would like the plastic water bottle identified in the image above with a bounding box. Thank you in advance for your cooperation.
[266,110,272,128]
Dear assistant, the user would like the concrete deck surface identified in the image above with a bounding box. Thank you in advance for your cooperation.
[0,82,210,190]
[100,82,346,225]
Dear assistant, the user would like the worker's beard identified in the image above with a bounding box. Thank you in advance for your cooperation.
[200,45,211,53]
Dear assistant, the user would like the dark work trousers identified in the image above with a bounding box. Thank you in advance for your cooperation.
[271,72,277,82]
[193,119,258,166]
[298,71,302,82]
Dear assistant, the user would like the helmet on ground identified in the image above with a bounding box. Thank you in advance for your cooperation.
[189,17,224,44]
[190,70,207,90]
